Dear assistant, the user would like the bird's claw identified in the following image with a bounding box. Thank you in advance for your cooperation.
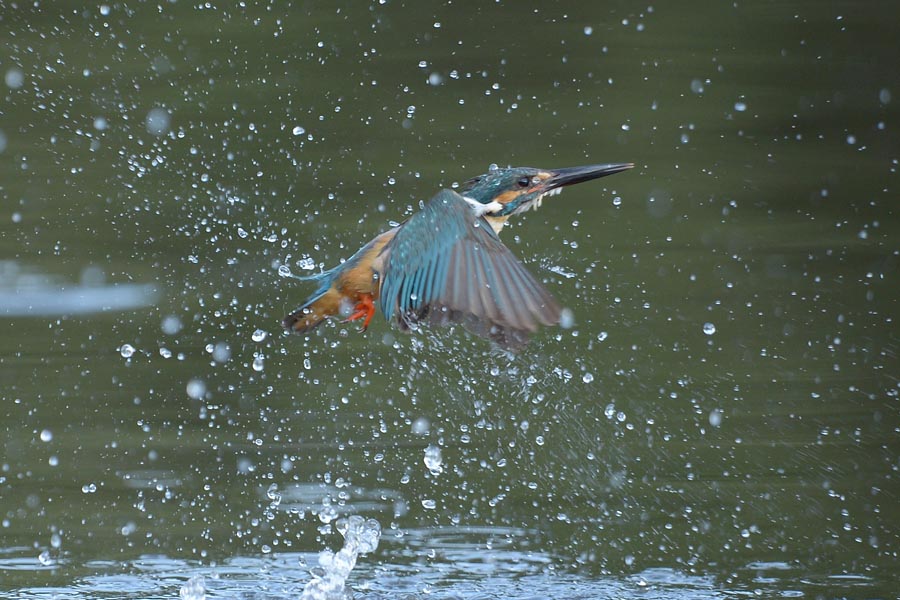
[341,294,375,332]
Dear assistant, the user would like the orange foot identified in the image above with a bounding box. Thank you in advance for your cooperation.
[341,294,376,332]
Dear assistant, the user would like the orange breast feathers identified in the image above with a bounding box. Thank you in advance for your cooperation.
[336,228,396,299]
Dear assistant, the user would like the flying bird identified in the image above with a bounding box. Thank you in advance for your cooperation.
[283,163,632,348]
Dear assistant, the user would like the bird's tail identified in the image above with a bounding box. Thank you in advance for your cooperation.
[283,269,344,334]
[283,286,344,333]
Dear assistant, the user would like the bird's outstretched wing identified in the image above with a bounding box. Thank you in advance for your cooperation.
[379,189,562,349]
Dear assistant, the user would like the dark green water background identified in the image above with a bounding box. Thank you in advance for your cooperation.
[1,1,898,597]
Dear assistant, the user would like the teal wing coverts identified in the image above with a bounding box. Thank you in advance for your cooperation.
[379,189,562,348]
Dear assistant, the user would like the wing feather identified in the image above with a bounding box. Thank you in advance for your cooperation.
[379,189,563,349]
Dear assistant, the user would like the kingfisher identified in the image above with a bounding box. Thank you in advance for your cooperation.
[282,162,632,348]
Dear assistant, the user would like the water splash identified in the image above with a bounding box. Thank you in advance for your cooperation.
[300,515,381,600]
[179,575,206,600]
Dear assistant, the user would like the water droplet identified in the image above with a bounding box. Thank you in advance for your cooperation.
[212,342,231,363]
[186,378,206,400]
[161,315,182,335]
[690,79,704,94]
[278,264,292,278]
[93,116,108,131]
[709,409,723,427]
[266,483,282,506]
[252,355,265,372]
[145,107,171,136]
[879,88,891,104]
[702,322,716,335]
[292,125,306,136]
[252,329,267,342]
[582,373,594,384]
[428,72,443,86]
[422,498,437,509]
[411,417,430,436]
[99,4,111,16]
[5,68,24,90]
[734,101,747,112]
[424,444,443,475]
[559,308,575,329]
[584,25,593,35]
[358,518,382,554]
[119,344,135,358]
[40,429,52,442]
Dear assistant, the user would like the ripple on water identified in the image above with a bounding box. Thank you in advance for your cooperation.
[0,546,887,600]
[0,262,157,317]
[385,525,553,578]
[120,469,184,490]
[0,547,64,572]
[268,482,409,519]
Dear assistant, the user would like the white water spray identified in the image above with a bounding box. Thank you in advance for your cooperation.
[300,515,382,600]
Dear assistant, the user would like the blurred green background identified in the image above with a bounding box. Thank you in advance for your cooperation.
[1,1,898,597]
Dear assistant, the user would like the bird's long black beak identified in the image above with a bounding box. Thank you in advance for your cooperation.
[547,163,634,190]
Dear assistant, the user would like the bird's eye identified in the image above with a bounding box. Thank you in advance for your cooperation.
[517,177,530,187]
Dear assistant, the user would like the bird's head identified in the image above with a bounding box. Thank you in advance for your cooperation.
[459,163,633,223]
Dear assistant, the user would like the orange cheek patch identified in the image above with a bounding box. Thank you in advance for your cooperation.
[495,190,521,206]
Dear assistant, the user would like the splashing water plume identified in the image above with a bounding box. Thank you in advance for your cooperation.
[300,515,382,600]
[179,575,206,600]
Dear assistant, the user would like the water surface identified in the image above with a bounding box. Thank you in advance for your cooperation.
[1,1,898,598]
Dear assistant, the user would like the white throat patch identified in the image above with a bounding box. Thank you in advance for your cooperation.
[462,195,503,217]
